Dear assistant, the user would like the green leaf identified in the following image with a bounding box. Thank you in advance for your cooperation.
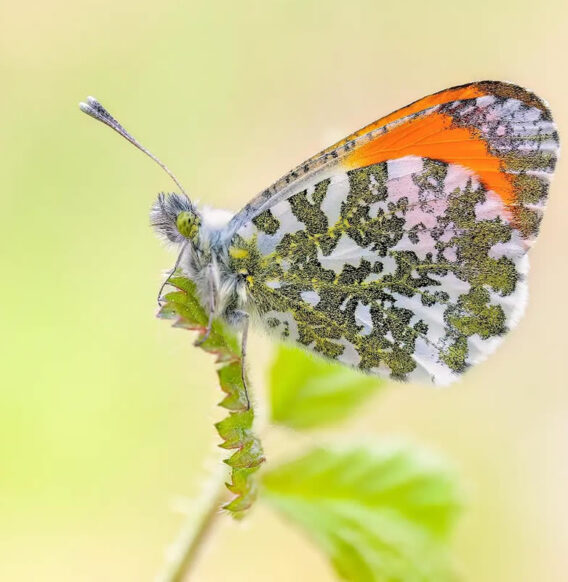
[269,344,384,429]
[261,443,462,582]
[158,274,265,518]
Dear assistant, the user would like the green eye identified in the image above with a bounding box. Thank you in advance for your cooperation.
[176,211,199,240]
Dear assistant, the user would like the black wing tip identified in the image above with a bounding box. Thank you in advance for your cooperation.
[475,81,551,117]
[443,80,553,120]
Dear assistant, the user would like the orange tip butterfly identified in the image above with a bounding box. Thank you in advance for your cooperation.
[81,81,558,386]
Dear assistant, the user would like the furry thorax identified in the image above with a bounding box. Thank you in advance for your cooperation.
[150,192,250,327]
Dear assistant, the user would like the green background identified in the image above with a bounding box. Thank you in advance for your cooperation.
[1,1,567,580]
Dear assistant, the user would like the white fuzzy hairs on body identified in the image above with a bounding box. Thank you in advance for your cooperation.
[151,194,252,328]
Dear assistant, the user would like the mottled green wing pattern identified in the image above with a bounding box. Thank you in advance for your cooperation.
[229,159,523,383]
[228,87,557,385]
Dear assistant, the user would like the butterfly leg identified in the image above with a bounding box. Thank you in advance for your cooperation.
[227,308,251,410]
[194,264,217,347]
[239,311,251,410]
[157,268,176,306]
[157,243,187,305]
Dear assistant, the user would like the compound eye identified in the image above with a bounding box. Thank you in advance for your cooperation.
[176,211,198,240]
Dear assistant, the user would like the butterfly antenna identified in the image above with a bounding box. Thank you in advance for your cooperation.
[79,96,188,198]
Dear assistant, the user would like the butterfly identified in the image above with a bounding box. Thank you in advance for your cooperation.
[81,81,558,387]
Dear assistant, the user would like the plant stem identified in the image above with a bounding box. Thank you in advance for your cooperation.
[156,477,229,582]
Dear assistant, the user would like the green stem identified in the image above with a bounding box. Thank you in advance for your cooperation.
[156,479,229,582]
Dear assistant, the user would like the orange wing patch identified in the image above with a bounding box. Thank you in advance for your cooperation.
[318,84,486,159]
[228,81,556,243]
[342,111,516,207]
[321,82,550,159]
[348,85,485,138]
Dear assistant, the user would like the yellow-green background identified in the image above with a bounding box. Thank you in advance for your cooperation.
[1,1,567,580]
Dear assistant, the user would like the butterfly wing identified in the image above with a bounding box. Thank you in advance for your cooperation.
[227,81,558,385]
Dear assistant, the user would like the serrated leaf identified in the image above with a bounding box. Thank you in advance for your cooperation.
[225,437,265,469]
[261,443,462,582]
[217,362,250,410]
[269,345,384,429]
[215,409,254,449]
[224,468,259,513]
[158,274,264,518]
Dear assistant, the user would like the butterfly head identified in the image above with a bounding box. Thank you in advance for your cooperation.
[176,210,200,241]
[151,192,201,246]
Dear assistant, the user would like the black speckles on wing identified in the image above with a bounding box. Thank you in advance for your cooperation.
[252,209,280,235]
[226,85,558,385]
[229,156,535,385]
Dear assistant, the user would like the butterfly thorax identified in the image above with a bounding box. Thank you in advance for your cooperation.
[151,193,249,324]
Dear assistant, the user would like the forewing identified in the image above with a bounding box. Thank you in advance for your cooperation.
[228,82,558,384]
[227,81,556,239]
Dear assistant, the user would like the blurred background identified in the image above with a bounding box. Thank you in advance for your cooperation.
[1,0,567,580]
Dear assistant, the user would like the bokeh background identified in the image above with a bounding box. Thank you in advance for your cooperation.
[1,1,567,580]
